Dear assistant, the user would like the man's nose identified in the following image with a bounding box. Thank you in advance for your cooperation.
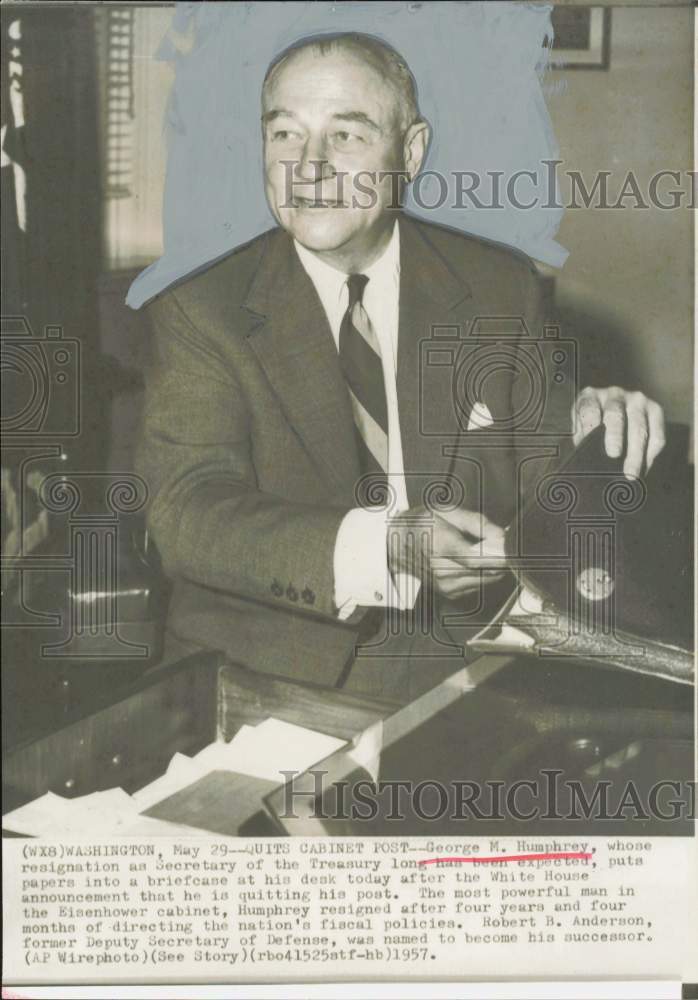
[297,136,335,184]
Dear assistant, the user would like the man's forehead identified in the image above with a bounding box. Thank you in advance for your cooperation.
[263,47,396,115]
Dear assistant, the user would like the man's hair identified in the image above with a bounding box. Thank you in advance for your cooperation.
[262,31,421,132]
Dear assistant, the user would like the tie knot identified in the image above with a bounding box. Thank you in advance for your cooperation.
[346,273,369,310]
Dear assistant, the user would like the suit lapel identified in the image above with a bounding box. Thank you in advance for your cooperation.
[243,230,360,500]
[242,218,481,510]
[397,216,476,509]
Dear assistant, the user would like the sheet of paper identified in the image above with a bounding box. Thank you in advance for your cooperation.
[131,719,346,811]
[346,719,383,783]
[4,718,347,836]
[143,769,279,835]
[221,717,346,781]
[3,788,140,837]
[131,752,202,811]
[3,792,77,837]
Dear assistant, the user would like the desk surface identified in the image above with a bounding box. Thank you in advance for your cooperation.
[2,641,397,817]
[267,653,694,838]
[3,643,694,836]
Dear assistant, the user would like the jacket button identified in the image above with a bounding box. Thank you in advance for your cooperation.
[286,584,298,602]
[271,579,283,597]
[301,587,315,605]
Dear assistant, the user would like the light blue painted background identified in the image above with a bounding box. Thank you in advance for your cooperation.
[127,1,566,309]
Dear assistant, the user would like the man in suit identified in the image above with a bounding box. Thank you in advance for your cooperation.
[138,32,665,702]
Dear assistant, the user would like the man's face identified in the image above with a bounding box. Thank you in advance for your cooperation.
[262,48,410,263]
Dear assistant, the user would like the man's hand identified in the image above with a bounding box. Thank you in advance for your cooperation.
[388,506,507,599]
[572,387,666,479]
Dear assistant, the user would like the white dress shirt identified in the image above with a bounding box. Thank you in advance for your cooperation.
[294,221,420,619]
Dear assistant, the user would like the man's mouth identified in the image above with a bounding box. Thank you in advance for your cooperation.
[290,195,344,209]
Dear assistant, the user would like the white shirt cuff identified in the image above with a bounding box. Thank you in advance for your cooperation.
[333,507,421,621]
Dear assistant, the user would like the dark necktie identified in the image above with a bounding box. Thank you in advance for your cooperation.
[338,274,389,487]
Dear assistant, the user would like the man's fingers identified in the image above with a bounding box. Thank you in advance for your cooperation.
[478,526,506,559]
[602,392,626,459]
[432,530,474,566]
[431,553,503,573]
[432,561,503,578]
[435,571,506,598]
[431,535,507,572]
[622,398,649,479]
[645,400,666,471]
[468,538,507,568]
[431,556,466,571]
[437,506,493,540]
[572,386,667,478]
[573,389,603,446]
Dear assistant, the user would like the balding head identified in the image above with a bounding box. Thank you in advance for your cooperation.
[263,32,421,133]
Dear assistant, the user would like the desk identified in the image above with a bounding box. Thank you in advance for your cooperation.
[2,648,396,817]
[3,647,693,835]
[268,653,694,837]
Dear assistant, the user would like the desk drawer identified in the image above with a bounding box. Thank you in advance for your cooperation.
[3,654,219,813]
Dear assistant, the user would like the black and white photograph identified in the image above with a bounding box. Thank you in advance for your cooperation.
[1,0,696,995]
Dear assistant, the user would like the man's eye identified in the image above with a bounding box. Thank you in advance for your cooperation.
[333,130,363,145]
[271,129,299,141]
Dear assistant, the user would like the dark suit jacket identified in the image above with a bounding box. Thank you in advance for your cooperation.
[137,214,567,685]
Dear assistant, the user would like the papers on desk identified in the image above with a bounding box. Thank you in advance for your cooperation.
[1,789,198,838]
[143,770,280,836]
[206,717,346,781]
[2,718,346,838]
[131,718,345,811]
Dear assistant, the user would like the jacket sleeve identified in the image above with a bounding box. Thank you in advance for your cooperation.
[136,288,351,622]
[511,259,575,506]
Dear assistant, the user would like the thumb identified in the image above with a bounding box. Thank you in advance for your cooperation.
[438,506,495,540]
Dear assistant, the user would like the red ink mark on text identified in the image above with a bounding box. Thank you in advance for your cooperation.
[419,851,592,866]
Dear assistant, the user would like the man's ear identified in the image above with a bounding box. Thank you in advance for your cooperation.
[403,120,430,182]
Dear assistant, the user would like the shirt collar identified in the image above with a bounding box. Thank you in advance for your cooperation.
[294,219,400,309]
[361,219,401,289]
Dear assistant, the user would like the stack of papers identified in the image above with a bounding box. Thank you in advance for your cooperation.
[2,718,346,837]
[1,788,197,837]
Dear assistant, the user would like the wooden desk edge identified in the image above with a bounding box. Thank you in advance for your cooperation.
[216,662,400,743]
